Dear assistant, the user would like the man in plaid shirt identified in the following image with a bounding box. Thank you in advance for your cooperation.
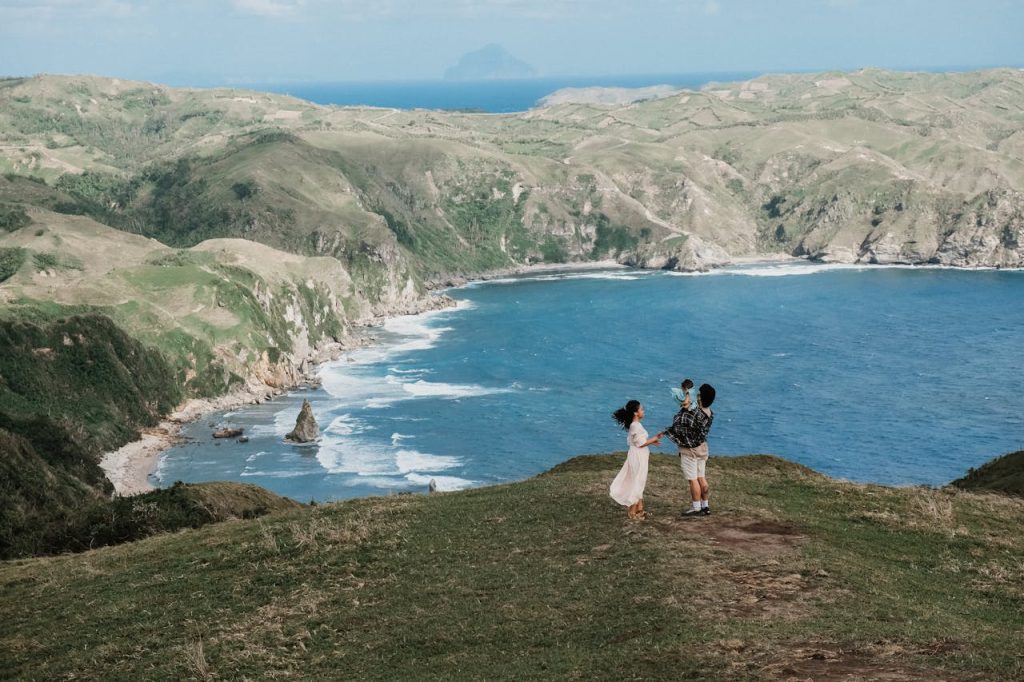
[661,383,716,517]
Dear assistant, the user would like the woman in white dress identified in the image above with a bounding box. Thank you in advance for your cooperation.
[609,400,661,520]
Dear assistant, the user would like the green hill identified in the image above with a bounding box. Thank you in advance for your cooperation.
[3,69,1023,276]
[2,68,1023,557]
[2,454,1022,679]
[952,450,1024,497]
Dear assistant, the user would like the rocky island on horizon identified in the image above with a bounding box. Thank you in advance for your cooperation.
[442,43,537,81]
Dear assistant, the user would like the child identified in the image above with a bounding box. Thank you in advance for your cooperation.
[670,378,695,409]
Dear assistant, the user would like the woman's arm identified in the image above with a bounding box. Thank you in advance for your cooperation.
[642,434,662,448]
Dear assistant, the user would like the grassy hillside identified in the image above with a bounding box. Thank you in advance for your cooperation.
[2,69,1023,274]
[1,69,1022,557]
[2,454,1022,679]
[953,450,1024,497]
[0,213,397,556]
[0,311,184,555]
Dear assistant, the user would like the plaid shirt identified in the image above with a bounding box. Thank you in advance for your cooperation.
[664,406,714,449]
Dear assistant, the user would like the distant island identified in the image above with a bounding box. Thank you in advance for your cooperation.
[443,43,537,80]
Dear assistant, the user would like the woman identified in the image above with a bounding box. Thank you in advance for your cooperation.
[609,400,661,519]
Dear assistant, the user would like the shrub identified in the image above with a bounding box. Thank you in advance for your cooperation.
[0,247,25,282]
[0,203,31,232]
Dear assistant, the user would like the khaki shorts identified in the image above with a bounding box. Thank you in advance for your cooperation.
[678,442,709,480]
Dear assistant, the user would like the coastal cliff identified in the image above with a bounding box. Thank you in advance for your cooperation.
[2,68,1024,554]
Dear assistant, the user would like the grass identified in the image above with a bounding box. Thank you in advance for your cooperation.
[2,454,1022,680]
[953,450,1024,497]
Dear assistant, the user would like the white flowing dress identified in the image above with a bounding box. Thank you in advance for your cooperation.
[609,421,649,506]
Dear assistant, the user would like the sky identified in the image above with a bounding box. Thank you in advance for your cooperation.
[0,0,1022,85]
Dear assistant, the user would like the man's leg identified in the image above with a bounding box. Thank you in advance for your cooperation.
[696,450,710,515]
[688,478,702,502]
[680,453,703,517]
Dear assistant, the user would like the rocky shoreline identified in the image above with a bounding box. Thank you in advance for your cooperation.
[98,254,1018,496]
[100,293,456,496]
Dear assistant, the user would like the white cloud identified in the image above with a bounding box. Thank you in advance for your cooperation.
[227,0,698,21]
[232,0,305,17]
[0,0,135,25]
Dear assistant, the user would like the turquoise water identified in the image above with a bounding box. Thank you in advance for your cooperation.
[155,263,1024,501]
[248,72,760,112]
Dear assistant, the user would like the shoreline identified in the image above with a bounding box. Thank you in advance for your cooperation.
[99,255,1017,496]
[99,338,368,496]
[100,260,635,496]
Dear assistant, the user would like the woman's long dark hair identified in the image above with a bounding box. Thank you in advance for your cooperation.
[611,400,641,430]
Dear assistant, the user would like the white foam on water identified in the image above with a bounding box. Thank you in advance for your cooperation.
[655,261,1009,279]
[542,272,642,281]
[717,263,874,277]
[405,473,476,491]
[240,470,310,478]
[395,449,461,473]
[316,439,396,474]
[480,270,644,285]
[340,475,410,489]
[391,432,412,446]
[250,422,290,437]
[325,413,367,436]
[245,451,268,463]
[151,453,171,483]
[388,367,430,375]
[401,379,509,399]
[320,367,407,406]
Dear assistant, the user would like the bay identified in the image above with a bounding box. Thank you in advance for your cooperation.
[155,263,1024,501]
[246,72,761,112]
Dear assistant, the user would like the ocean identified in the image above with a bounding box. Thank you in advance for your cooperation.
[154,263,1024,502]
[246,72,761,112]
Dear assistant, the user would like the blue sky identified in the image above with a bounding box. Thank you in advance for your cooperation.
[0,0,1021,84]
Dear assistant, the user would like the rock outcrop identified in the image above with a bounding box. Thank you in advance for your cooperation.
[285,400,319,443]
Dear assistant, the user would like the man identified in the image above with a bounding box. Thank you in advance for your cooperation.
[661,383,716,518]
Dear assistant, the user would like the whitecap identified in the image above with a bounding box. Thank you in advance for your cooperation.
[395,449,461,473]
[391,432,412,446]
[316,440,396,475]
[388,367,430,375]
[326,414,366,436]
[239,470,310,478]
[151,454,171,483]
[401,379,509,399]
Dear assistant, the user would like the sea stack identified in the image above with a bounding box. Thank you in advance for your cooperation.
[285,399,319,443]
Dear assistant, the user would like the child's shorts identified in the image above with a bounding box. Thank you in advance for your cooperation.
[678,442,709,480]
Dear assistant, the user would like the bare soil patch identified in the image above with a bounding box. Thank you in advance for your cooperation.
[752,639,976,681]
[654,513,808,557]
